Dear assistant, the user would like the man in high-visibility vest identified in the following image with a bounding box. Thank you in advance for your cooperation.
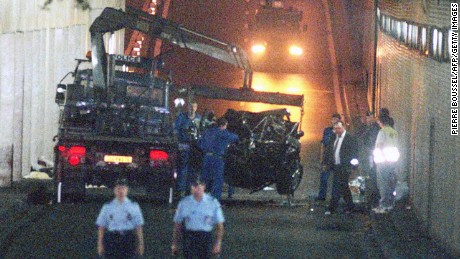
[372,114,399,214]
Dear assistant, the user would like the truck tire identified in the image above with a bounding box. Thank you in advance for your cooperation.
[54,179,86,203]
[275,160,303,195]
[145,169,172,201]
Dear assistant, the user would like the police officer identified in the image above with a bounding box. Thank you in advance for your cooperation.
[198,117,239,200]
[96,179,145,258]
[174,101,202,196]
[171,179,225,258]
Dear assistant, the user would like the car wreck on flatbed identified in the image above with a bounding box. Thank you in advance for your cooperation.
[224,108,304,196]
[52,7,304,202]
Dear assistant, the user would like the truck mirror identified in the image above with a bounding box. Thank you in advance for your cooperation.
[55,84,67,105]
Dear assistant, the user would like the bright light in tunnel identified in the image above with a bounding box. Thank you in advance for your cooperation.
[286,87,300,93]
[251,44,266,54]
[289,45,303,56]
[252,84,265,91]
[248,72,321,143]
[248,72,307,124]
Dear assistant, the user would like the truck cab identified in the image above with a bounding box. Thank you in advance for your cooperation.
[54,54,177,202]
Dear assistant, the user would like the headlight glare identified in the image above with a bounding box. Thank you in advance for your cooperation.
[289,45,303,56]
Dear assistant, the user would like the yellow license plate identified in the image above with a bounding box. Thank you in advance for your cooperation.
[104,155,133,163]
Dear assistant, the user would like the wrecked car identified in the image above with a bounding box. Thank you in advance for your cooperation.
[223,108,304,197]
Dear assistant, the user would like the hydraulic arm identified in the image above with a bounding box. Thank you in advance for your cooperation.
[90,7,252,89]
[89,7,303,107]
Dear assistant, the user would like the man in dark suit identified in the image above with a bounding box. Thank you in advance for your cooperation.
[322,121,359,214]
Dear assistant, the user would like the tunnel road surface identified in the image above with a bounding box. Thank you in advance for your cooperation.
[0,184,384,258]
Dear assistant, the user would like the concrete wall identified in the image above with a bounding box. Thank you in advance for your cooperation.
[319,0,377,126]
[0,0,125,186]
[365,0,460,255]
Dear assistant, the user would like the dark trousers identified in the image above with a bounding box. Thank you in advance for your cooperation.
[328,165,354,212]
[228,185,235,198]
[317,169,332,199]
[103,230,136,259]
[365,166,380,208]
[183,231,212,259]
[177,147,191,192]
[201,155,225,200]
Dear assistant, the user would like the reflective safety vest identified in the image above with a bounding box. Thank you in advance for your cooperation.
[373,126,399,163]
[373,147,400,163]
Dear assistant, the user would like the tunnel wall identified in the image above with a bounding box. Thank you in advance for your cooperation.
[0,0,125,186]
[370,0,459,255]
[322,0,369,124]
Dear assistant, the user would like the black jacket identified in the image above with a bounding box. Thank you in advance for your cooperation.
[323,132,359,170]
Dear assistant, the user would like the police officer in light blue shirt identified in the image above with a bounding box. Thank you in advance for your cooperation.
[96,179,145,258]
[171,178,225,259]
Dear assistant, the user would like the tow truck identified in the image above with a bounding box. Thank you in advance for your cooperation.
[53,7,304,202]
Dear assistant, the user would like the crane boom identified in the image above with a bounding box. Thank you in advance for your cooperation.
[90,7,252,88]
[89,7,303,107]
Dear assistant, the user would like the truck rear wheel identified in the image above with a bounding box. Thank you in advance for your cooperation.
[54,179,86,203]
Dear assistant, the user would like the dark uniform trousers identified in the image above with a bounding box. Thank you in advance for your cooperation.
[183,230,213,259]
[201,154,225,200]
[104,230,136,259]
[329,165,354,212]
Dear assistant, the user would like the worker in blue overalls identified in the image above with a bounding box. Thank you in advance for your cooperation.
[174,101,201,196]
[171,178,225,258]
[198,117,239,201]
[96,179,145,258]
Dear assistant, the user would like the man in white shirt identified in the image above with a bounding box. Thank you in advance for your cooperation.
[322,121,359,214]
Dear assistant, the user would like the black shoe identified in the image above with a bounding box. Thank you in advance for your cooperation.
[344,209,354,214]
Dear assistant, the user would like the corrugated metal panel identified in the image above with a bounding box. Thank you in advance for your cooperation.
[0,0,126,185]
[377,23,458,253]
[379,0,450,28]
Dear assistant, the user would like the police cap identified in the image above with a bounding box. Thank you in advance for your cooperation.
[191,177,205,186]
[115,178,129,187]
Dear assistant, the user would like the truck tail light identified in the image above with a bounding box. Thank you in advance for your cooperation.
[68,155,81,166]
[58,145,86,166]
[69,146,86,155]
[149,150,169,161]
